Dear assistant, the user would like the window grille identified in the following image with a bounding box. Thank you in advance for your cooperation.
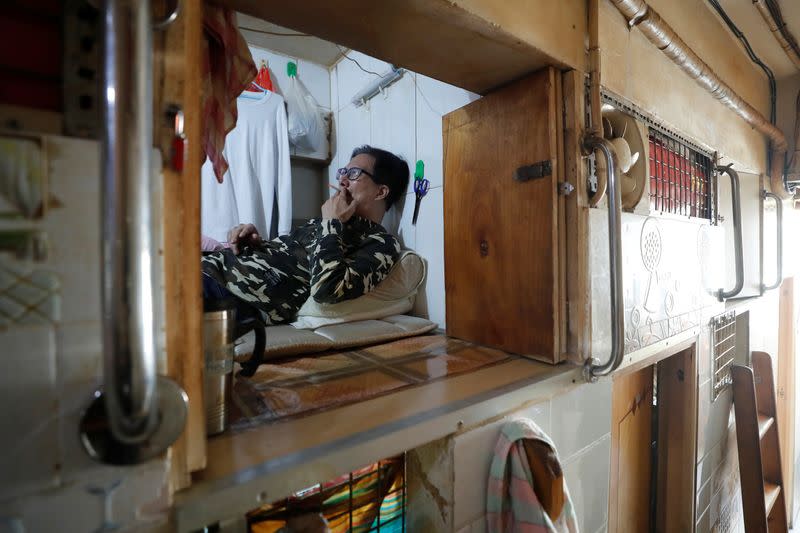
[648,128,715,220]
[711,311,736,401]
[247,455,406,532]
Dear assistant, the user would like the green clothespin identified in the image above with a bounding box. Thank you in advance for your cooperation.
[287,61,297,78]
[414,160,425,180]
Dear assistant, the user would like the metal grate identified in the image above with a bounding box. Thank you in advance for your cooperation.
[711,311,736,401]
[648,128,715,220]
[247,455,406,532]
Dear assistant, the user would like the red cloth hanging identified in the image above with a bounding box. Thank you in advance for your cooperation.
[201,6,257,183]
[245,62,274,93]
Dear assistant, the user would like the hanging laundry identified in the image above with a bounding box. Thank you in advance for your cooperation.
[201,6,257,183]
[201,90,292,242]
[487,418,579,533]
[244,60,274,93]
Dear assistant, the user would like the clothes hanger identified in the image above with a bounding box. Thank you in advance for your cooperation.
[239,81,269,99]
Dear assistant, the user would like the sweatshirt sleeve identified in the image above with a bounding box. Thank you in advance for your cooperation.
[309,219,401,304]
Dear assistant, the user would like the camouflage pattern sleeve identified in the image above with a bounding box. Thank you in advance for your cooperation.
[309,219,401,304]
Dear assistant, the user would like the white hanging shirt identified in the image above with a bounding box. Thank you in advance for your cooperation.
[202,91,292,242]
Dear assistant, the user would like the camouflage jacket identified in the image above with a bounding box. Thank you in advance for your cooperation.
[201,216,401,325]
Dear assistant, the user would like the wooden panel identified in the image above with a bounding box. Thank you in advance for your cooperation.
[220,0,580,94]
[654,346,697,533]
[443,68,559,360]
[609,365,654,533]
[562,69,591,362]
[154,0,206,492]
[777,277,796,521]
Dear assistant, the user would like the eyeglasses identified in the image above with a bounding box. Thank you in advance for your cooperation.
[336,167,374,182]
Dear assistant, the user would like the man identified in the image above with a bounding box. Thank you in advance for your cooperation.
[202,145,409,326]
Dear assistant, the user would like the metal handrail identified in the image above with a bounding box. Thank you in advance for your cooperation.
[715,165,744,300]
[80,0,188,466]
[762,190,783,291]
[101,0,159,443]
[582,136,625,382]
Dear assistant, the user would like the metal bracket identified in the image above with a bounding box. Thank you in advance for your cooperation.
[558,182,575,196]
[514,160,552,182]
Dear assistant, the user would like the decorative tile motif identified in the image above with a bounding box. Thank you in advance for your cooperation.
[591,210,726,356]
[0,259,60,327]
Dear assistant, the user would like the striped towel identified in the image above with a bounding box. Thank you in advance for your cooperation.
[487,418,579,533]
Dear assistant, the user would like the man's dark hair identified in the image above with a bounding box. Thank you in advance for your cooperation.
[351,145,409,210]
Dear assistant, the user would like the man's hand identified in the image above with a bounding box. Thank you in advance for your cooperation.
[321,190,357,222]
[227,223,261,255]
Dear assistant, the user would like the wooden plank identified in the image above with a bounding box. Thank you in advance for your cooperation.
[765,482,781,515]
[555,71,565,357]
[609,364,653,533]
[777,277,796,522]
[443,68,559,361]
[561,69,591,362]
[221,0,585,95]
[155,0,206,492]
[758,414,774,440]
[654,346,697,533]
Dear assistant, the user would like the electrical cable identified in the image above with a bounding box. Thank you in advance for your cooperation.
[334,46,444,114]
[705,0,791,189]
[334,46,383,76]
[763,0,800,61]
[706,0,776,124]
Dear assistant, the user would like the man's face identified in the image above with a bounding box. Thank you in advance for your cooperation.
[338,153,388,212]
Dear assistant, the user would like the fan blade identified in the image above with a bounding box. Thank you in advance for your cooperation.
[603,116,613,139]
[630,151,640,168]
[610,137,633,173]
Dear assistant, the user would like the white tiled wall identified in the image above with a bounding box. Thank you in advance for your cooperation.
[0,137,170,532]
[451,378,613,533]
[329,50,481,328]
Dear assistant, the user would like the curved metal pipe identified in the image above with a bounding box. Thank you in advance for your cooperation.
[715,166,744,300]
[582,137,625,382]
[762,190,783,291]
[101,0,158,444]
[608,0,793,199]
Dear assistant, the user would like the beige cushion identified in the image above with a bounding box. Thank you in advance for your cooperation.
[291,251,426,330]
[235,314,437,361]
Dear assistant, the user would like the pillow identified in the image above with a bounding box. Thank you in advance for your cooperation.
[291,250,426,330]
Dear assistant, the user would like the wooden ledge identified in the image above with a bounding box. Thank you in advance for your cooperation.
[174,357,578,531]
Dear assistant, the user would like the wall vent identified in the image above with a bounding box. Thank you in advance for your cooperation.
[711,311,737,401]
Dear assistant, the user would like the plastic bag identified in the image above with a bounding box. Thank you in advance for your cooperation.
[285,75,326,152]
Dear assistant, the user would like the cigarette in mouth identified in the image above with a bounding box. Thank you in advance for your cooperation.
[328,183,341,193]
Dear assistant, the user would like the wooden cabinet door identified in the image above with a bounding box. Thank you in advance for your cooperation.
[443,67,562,361]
